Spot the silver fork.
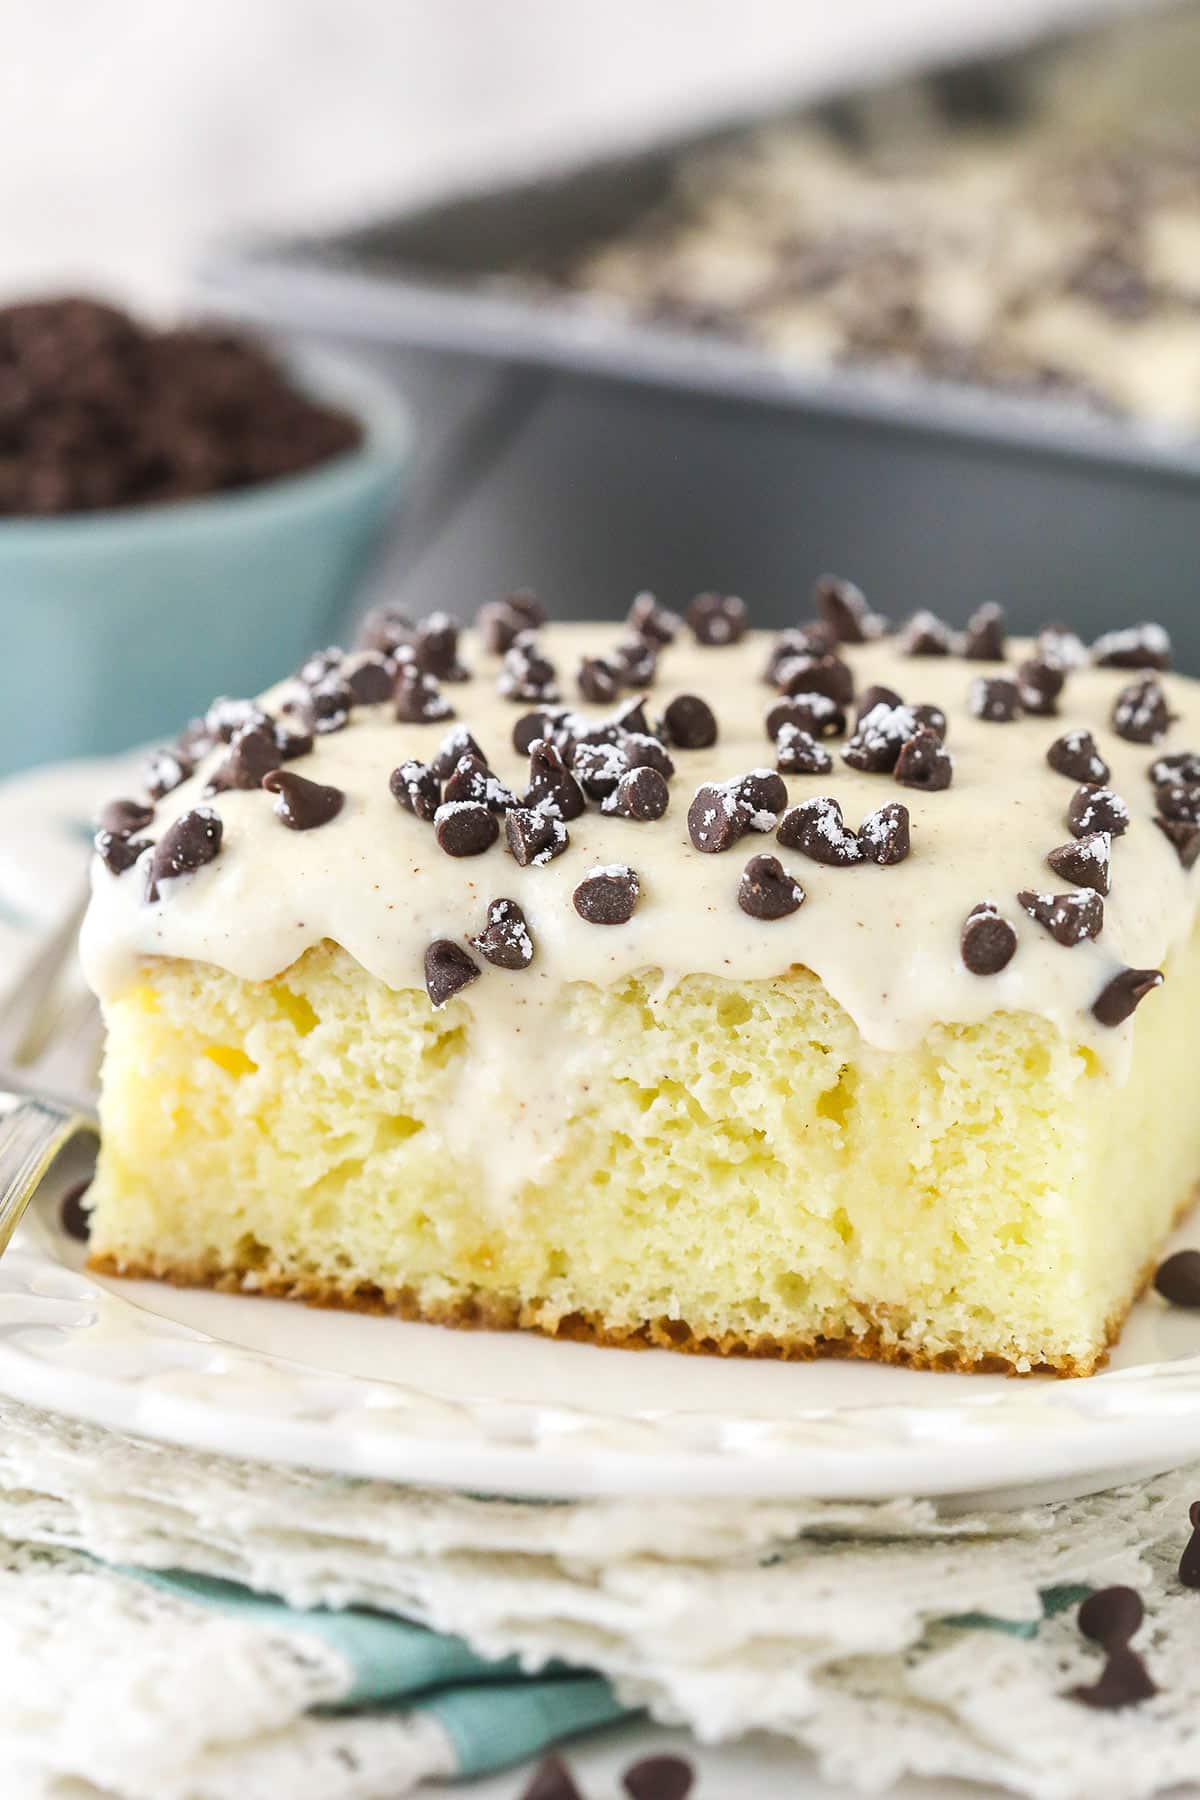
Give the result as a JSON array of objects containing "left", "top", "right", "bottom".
[{"left": 0, "top": 892, "right": 100, "bottom": 1255}]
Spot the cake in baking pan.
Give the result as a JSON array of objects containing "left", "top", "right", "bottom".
[{"left": 80, "top": 584, "right": 1200, "bottom": 1374}]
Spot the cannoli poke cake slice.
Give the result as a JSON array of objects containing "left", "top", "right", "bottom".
[{"left": 80, "top": 585, "right": 1200, "bottom": 1374}]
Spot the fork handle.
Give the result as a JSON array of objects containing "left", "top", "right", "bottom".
[{"left": 0, "top": 1093, "right": 98, "bottom": 1256}]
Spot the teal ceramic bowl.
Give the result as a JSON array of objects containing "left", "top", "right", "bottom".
[{"left": 0, "top": 354, "right": 409, "bottom": 776}]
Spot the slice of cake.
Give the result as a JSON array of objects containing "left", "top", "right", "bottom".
[{"left": 79, "top": 586, "right": 1200, "bottom": 1375}]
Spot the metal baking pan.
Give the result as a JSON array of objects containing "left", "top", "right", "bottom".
[{"left": 202, "top": 67, "right": 1200, "bottom": 666}]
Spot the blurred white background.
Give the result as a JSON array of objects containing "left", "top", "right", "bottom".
[{"left": 0, "top": 0, "right": 1129, "bottom": 308}]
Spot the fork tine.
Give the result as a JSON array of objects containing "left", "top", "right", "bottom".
[{"left": 0, "top": 888, "right": 91, "bottom": 1066}]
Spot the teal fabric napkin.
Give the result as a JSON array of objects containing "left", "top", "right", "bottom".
[{"left": 133, "top": 1568, "right": 631, "bottom": 1780}]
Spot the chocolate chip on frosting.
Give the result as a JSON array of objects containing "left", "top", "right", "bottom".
[
  {"left": 389, "top": 758, "right": 440, "bottom": 822},
  {"left": 611, "top": 636, "right": 658, "bottom": 688},
  {"left": 777, "top": 796, "right": 862, "bottom": 866},
  {"left": 356, "top": 601, "right": 413, "bottom": 656},
  {"left": 525, "top": 740, "right": 586, "bottom": 820},
  {"left": 1151, "top": 750, "right": 1200, "bottom": 788},
  {"left": 1091, "top": 622, "right": 1171, "bottom": 670},
  {"left": 413, "top": 611, "right": 469, "bottom": 682},
  {"left": 900, "top": 609, "right": 953, "bottom": 656},
  {"left": 855, "top": 684, "right": 903, "bottom": 723},
  {"left": 968, "top": 676, "right": 1021, "bottom": 723},
  {"left": 738, "top": 853, "right": 805, "bottom": 919},
  {"left": 571, "top": 740, "right": 628, "bottom": 801},
  {"left": 345, "top": 652, "right": 396, "bottom": 705},
  {"left": 842, "top": 702, "right": 917, "bottom": 773},
  {"left": 813, "top": 572, "right": 886, "bottom": 643},
  {"left": 774, "top": 722, "right": 833, "bottom": 774},
  {"left": 961, "top": 901, "right": 1017, "bottom": 975},
  {"left": 98, "top": 797, "right": 154, "bottom": 837},
  {"left": 687, "top": 781, "right": 748, "bottom": 854},
  {"left": 470, "top": 897, "right": 534, "bottom": 969},
  {"left": 1037, "top": 622, "right": 1088, "bottom": 671},
  {"left": 430, "top": 726, "right": 487, "bottom": 781},
  {"left": 763, "top": 624, "right": 836, "bottom": 684},
  {"left": 444, "top": 752, "right": 516, "bottom": 813},
  {"left": 1067, "top": 1587, "right": 1156, "bottom": 1711},
  {"left": 1015, "top": 658, "right": 1064, "bottom": 717},
  {"left": 275, "top": 721, "right": 315, "bottom": 762},
  {"left": 434, "top": 800, "right": 499, "bottom": 857},
  {"left": 424, "top": 939, "right": 480, "bottom": 1009},
  {"left": 627, "top": 590, "right": 681, "bottom": 645},
  {"left": 143, "top": 746, "right": 194, "bottom": 800},
  {"left": 687, "top": 591, "right": 747, "bottom": 646},
  {"left": 766, "top": 692, "right": 844, "bottom": 741},
  {"left": 1046, "top": 831, "right": 1111, "bottom": 895},
  {"left": 773, "top": 652, "right": 854, "bottom": 707},
  {"left": 1112, "top": 676, "right": 1171, "bottom": 744},
  {"left": 505, "top": 806, "right": 569, "bottom": 866},
  {"left": 207, "top": 695, "right": 271, "bottom": 743},
  {"left": 394, "top": 661, "right": 453, "bottom": 724},
  {"left": 498, "top": 631, "right": 559, "bottom": 703},
  {"left": 894, "top": 728, "right": 953, "bottom": 791},
  {"left": 477, "top": 592, "right": 542, "bottom": 655},
  {"left": 858, "top": 801, "right": 911, "bottom": 865},
  {"left": 576, "top": 656, "right": 622, "bottom": 704},
  {"left": 1155, "top": 816, "right": 1200, "bottom": 869},
  {"left": 1067, "top": 784, "right": 1130, "bottom": 838},
  {"left": 962, "top": 602, "right": 1006, "bottom": 661},
  {"left": 296, "top": 673, "right": 354, "bottom": 736},
  {"left": 145, "top": 806, "right": 222, "bottom": 902},
  {"left": 573, "top": 864, "right": 641, "bottom": 924},
  {"left": 1155, "top": 1252, "right": 1200, "bottom": 1309},
  {"left": 1017, "top": 888, "right": 1104, "bottom": 946},
  {"left": 1092, "top": 965, "right": 1163, "bottom": 1026},
  {"left": 738, "top": 768, "right": 788, "bottom": 828},
  {"left": 661, "top": 693, "right": 717, "bottom": 749},
  {"left": 602, "top": 765, "right": 670, "bottom": 820},
  {"left": 94, "top": 829, "right": 152, "bottom": 875},
  {"left": 262, "top": 769, "right": 345, "bottom": 831},
  {"left": 205, "top": 720, "right": 283, "bottom": 794},
  {"left": 622, "top": 1753, "right": 696, "bottom": 1800},
  {"left": 1046, "top": 729, "right": 1110, "bottom": 784},
  {"left": 1154, "top": 780, "right": 1200, "bottom": 824}
]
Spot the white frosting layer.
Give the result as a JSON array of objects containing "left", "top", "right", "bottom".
[{"left": 81, "top": 623, "right": 1200, "bottom": 1081}]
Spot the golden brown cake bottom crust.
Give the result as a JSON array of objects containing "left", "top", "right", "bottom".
[{"left": 88, "top": 1246, "right": 1171, "bottom": 1379}]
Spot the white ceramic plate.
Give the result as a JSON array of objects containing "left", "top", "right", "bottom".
[{"left": 3, "top": 759, "right": 1200, "bottom": 1506}]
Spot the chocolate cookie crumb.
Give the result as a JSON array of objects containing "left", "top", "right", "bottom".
[
  {"left": 424, "top": 939, "right": 480, "bottom": 1009},
  {"left": 471, "top": 898, "right": 534, "bottom": 969},
  {"left": 738, "top": 853, "right": 805, "bottom": 919},
  {"left": 859, "top": 801, "right": 910, "bottom": 865},
  {"left": 262, "top": 769, "right": 345, "bottom": 831},
  {"left": 389, "top": 759, "right": 440, "bottom": 822},
  {"left": 961, "top": 902, "right": 1017, "bottom": 975},
  {"left": 434, "top": 800, "right": 499, "bottom": 857},
  {"left": 1046, "top": 730, "right": 1110, "bottom": 784},
  {"left": 506, "top": 806, "right": 569, "bottom": 866},
  {"left": 1092, "top": 965, "right": 1163, "bottom": 1026},
  {"left": 1155, "top": 1251, "right": 1200, "bottom": 1310},
  {"left": 145, "top": 807, "right": 222, "bottom": 902},
  {"left": 1067, "top": 785, "right": 1130, "bottom": 838},
  {"left": 894, "top": 728, "right": 953, "bottom": 791},
  {"left": 573, "top": 864, "right": 641, "bottom": 924},
  {"left": 777, "top": 796, "right": 862, "bottom": 865},
  {"left": 1112, "top": 676, "right": 1171, "bottom": 745},
  {"left": 687, "top": 591, "right": 747, "bottom": 645},
  {"left": 662, "top": 693, "right": 717, "bottom": 749},
  {"left": 962, "top": 603, "right": 1006, "bottom": 661},
  {"left": 968, "top": 676, "right": 1021, "bottom": 723},
  {"left": 1018, "top": 888, "right": 1104, "bottom": 946},
  {"left": 1046, "top": 831, "right": 1111, "bottom": 895}
]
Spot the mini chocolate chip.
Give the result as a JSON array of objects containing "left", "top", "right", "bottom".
[
  {"left": 577, "top": 656, "right": 621, "bottom": 704},
  {"left": 506, "top": 806, "right": 569, "bottom": 866},
  {"left": 434, "top": 801, "right": 499, "bottom": 857},
  {"left": 145, "top": 806, "right": 222, "bottom": 902},
  {"left": 356, "top": 600, "right": 413, "bottom": 655},
  {"left": 345, "top": 652, "right": 396, "bottom": 704},
  {"left": 470, "top": 897, "right": 534, "bottom": 969},
  {"left": 901, "top": 609, "right": 953, "bottom": 656},
  {"left": 1180, "top": 1499, "right": 1200, "bottom": 1588},
  {"left": 520, "top": 1757, "right": 583, "bottom": 1800},
  {"left": 738, "top": 853, "right": 805, "bottom": 919},
  {"left": 910, "top": 703, "right": 948, "bottom": 740},
  {"left": 856, "top": 684, "right": 903, "bottom": 723},
  {"left": 1046, "top": 831, "right": 1111, "bottom": 894},
  {"left": 207, "top": 695, "right": 270, "bottom": 742},
  {"left": 628, "top": 590, "right": 681, "bottom": 644},
  {"left": 572, "top": 740, "right": 628, "bottom": 801},
  {"left": 763, "top": 624, "right": 836, "bottom": 684},
  {"left": 1068, "top": 1587, "right": 1156, "bottom": 1711},
  {"left": 774, "top": 651, "right": 854, "bottom": 706},
  {"left": 98, "top": 797, "right": 154, "bottom": 836},
  {"left": 962, "top": 602, "right": 1006, "bottom": 660},
  {"left": 300, "top": 673, "right": 354, "bottom": 735},
  {"left": 1018, "top": 888, "right": 1104, "bottom": 946},
  {"left": 205, "top": 720, "right": 283, "bottom": 794},
  {"left": 476, "top": 598, "right": 528, "bottom": 654},
  {"left": 688, "top": 781, "right": 748, "bottom": 853},
  {"left": 602, "top": 765, "right": 670, "bottom": 820},
  {"left": 95, "top": 829, "right": 153, "bottom": 875},
  {"left": 1155, "top": 1250, "right": 1200, "bottom": 1309},
  {"left": 394, "top": 661, "right": 453, "bottom": 723},
  {"left": 525, "top": 740, "right": 586, "bottom": 820},
  {"left": 1092, "top": 965, "right": 1163, "bottom": 1026},
  {"left": 1047, "top": 730, "right": 1110, "bottom": 784},
  {"left": 968, "top": 676, "right": 1022, "bottom": 722},
  {"left": 176, "top": 716, "right": 216, "bottom": 761},
  {"left": 1078, "top": 1586, "right": 1144, "bottom": 1648},
  {"left": 766, "top": 693, "right": 844, "bottom": 741},
  {"left": 1155, "top": 781, "right": 1200, "bottom": 824},
  {"left": 498, "top": 631, "right": 559, "bottom": 702},
  {"left": 1070, "top": 1645, "right": 1157, "bottom": 1711},
  {"left": 1092, "top": 622, "right": 1171, "bottom": 670},
  {"left": 143, "top": 746, "right": 194, "bottom": 799},
  {"left": 622, "top": 1752, "right": 696, "bottom": 1800},
  {"left": 775, "top": 722, "right": 833, "bottom": 774},
  {"left": 961, "top": 902, "right": 1017, "bottom": 975},
  {"left": 842, "top": 702, "right": 918, "bottom": 773},
  {"left": 738, "top": 768, "right": 787, "bottom": 826},
  {"left": 1068, "top": 785, "right": 1130, "bottom": 838},
  {"left": 895, "top": 728, "right": 953, "bottom": 791},
  {"left": 390, "top": 759, "right": 440, "bottom": 822},
  {"left": 662, "top": 693, "right": 717, "bottom": 749},
  {"left": 813, "top": 572, "right": 885, "bottom": 643},
  {"left": 1015, "top": 658, "right": 1064, "bottom": 717},
  {"left": 1112, "top": 676, "right": 1171, "bottom": 744},
  {"left": 859, "top": 801, "right": 910, "bottom": 865},
  {"left": 431, "top": 727, "right": 487, "bottom": 781},
  {"left": 275, "top": 722, "right": 314, "bottom": 762},
  {"left": 413, "top": 611, "right": 469, "bottom": 681},
  {"left": 613, "top": 696, "right": 654, "bottom": 738},
  {"left": 297, "top": 648, "right": 344, "bottom": 689},
  {"left": 612, "top": 637, "right": 658, "bottom": 687},
  {"left": 424, "top": 939, "right": 480, "bottom": 1009},
  {"left": 1151, "top": 750, "right": 1200, "bottom": 788},
  {"left": 1037, "top": 622, "right": 1088, "bottom": 671},
  {"left": 1155, "top": 815, "right": 1200, "bottom": 868},
  {"left": 777, "top": 796, "right": 862, "bottom": 865},
  {"left": 573, "top": 863, "right": 640, "bottom": 924},
  {"left": 444, "top": 752, "right": 515, "bottom": 813},
  {"left": 59, "top": 1177, "right": 91, "bottom": 1243},
  {"left": 687, "top": 591, "right": 747, "bottom": 645},
  {"left": 261, "top": 769, "right": 344, "bottom": 831}
]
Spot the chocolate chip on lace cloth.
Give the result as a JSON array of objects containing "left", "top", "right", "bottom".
[
  {"left": 1112, "top": 675, "right": 1172, "bottom": 744},
  {"left": 1067, "top": 784, "right": 1129, "bottom": 838},
  {"left": 777, "top": 796, "right": 862, "bottom": 866},
  {"left": 144, "top": 806, "right": 222, "bottom": 902},
  {"left": 1046, "top": 729, "right": 1110, "bottom": 784},
  {"left": 738, "top": 853, "right": 805, "bottom": 919},
  {"left": 573, "top": 864, "right": 641, "bottom": 924},
  {"left": 1046, "top": 831, "right": 1111, "bottom": 895},
  {"left": 1092, "top": 965, "right": 1163, "bottom": 1026},
  {"left": 424, "top": 939, "right": 480, "bottom": 1009},
  {"left": 470, "top": 897, "right": 534, "bottom": 969},
  {"left": 961, "top": 902, "right": 1017, "bottom": 975},
  {"left": 962, "top": 602, "right": 1006, "bottom": 661},
  {"left": 389, "top": 759, "right": 440, "bottom": 821},
  {"left": 505, "top": 806, "right": 569, "bottom": 866},
  {"left": 1066, "top": 1587, "right": 1157, "bottom": 1710},
  {"left": 262, "top": 769, "right": 345, "bottom": 831},
  {"left": 687, "top": 591, "right": 747, "bottom": 645},
  {"left": 1017, "top": 888, "right": 1104, "bottom": 946}
]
